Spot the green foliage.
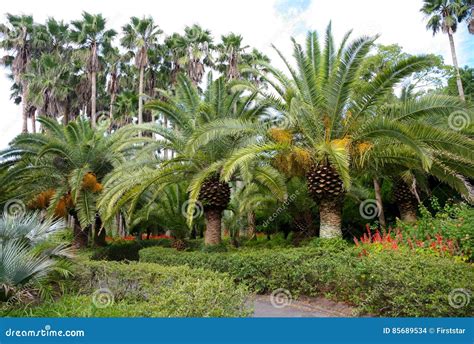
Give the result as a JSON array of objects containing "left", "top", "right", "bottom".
[
  {"left": 399, "top": 198, "right": 474, "bottom": 260},
  {"left": 90, "top": 238, "right": 172, "bottom": 261},
  {"left": 2, "top": 260, "right": 250, "bottom": 317},
  {"left": 0, "top": 212, "right": 74, "bottom": 302},
  {"left": 140, "top": 244, "right": 473, "bottom": 316}
]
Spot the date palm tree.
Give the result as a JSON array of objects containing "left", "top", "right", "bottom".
[
  {"left": 70, "top": 12, "right": 116, "bottom": 127},
  {"left": 98, "top": 75, "right": 282, "bottom": 245},
  {"left": 212, "top": 26, "right": 472, "bottom": 237},
  {"left": 121, "top": 16, "right": 162, "bottom": 125},
  {"left": 421, "top": 0, "right": 466, "bottom": 100},
  {"left": 0, "top": 116, "right": 147, "bottom": 247}
]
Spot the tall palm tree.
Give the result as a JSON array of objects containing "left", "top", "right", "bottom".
[
  {"left": 211, "top": 26, "right": 472, "bottom": 237},
  {"left": 421, "top": 0, "right": 466, "bottom": 101},
  {"left": 23, "top": 53, "right": 71, "bottom": 118},
  {"left": 121, "top": 16, "right": 162, "bottom": 125},
  {"left": 182, "top": 24, "right": 213, "bottom": 85},
  {"left": 70, "top": 12, "right": 116, "bottom": 127},
  {"left": 216, "top": 33, "right": 249, "bottom": 80},
  {"left": 0, "top": 14, "right": 36, "bottom": 133}
]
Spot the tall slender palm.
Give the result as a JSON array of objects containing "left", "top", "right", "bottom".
[
  {"left": 23, "top": 53, "right": 71, "bottom": 118},
  {"left": 121, "top": 16, "right": 162, "bottom": 125},
  {"left": 421, "top": 0, "right": 466, "bottom": 101},
  {"left": 182, "top": 24, "right": 213, "bottom": 85},
  {"left": 0, "top": 14, "right": 36, "bottom": 133},
  {"left": 70, "top": 12, "right": 116, "bottom": 127},
  {"left": 211, "top": 26, "right": 472, "bottom": 237},
  {"left": 216, "top": 33, "right": 249, "bottom": 80}
]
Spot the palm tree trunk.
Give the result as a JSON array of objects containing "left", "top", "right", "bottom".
[
  {"left": 72, "top": 212, "right": 89, "bottom": 248},
  {"left": 138, "top": 66, "right": 144, "bottom": 125},
  {"left": 21, "top": 83, "right": 29, "bottom": 133},
  {"left": 247, "top": 211, "right": 256, "bottom": 239},
  {"left": 447, "top": 31, "right": 465, "bottom": 101},
  {"left": 204, "top": 208, "right": 222, "bottom": 245},
  {"left": 373, "top": 178, "right": 386, "bottom": 228},
  {"left": 93, "top": 214, "right": 107, "bottom": 247},
  {"left": 30, "top": 110, "right": 36, "bottom": 134},
  {"left": 319, "top": 198, "right": 342, "bottom": 238},
  {"left": 398, "top": 201, "right": 417, "bottom": 224},
  {"left": 91, "top": 71, "right": 97, "bottom": 127}
]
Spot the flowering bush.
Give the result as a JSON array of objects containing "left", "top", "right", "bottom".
[{"left": 354, "top": 224, "right": 465, "bottom": 260}]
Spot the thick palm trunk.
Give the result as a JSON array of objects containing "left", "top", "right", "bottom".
[
  {"left": 93, "top": 214, "right": 107, "bottom": 247},
  {"left": 247, "top": 211, "right": 256, "bottom": 239},
  {"left": 91, "top": 71, "right": 97, "bottom": 127},
  {"left": 398, "top": 201, "right": 417, "bottom": 224},
  {"left": 447, "top": 32, "right": 465, "bottom": 101},
  {"left": 373, "top": 178, "right": 386, "bottom": 228},
  {"left": 204, "top": 208, "right": 222, "bottom": 245},
  {"left": 319, "top": 198, "right": 342, "bottom": 238},
  {"left": 138, "top": 66, "right": 144, "bottom": 125},
  {"left": 21, "top": 83, "right": 29, "bottom": 133}
]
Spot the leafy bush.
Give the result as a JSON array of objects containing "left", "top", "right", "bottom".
[
  {"left": 2, "top": 260, "right": 250, "bottom": 317},
  {"left": 91, "top": 238, "right": 172, "bottom": 261},
  {"left": 0, "top": 213, "right": 73, "bottom": 302},
  {"left": 398, "top": 199, "right": 474, "bottom": 260},
  {"left": 140, "top": 244, "right": 473, "bottom": 317}
]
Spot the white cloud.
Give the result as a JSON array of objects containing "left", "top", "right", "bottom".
[{"left": 1, "top": 0, "right": 472, "bottom": 148}]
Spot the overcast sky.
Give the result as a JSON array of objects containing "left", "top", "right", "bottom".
[{"left": 1, "top": 0, "right": 473, "bottom": 148}]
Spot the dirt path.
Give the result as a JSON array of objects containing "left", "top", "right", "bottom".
[{"left": 252, "top": 295, "right": 356, "bottom": 317}]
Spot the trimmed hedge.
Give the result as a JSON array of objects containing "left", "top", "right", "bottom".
[
  {"left": 140, "top": 242, "right": 474, "bottom": 317},
  {"left": 2, "top": 260, "right": 250, "bottom": 317},
  {"left": 91, "top": 238, "right": 172, "bottom": 261}
]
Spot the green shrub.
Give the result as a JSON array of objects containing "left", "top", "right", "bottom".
[
  {"left": 91, "top": 238, "right": 172, "bottom": 261},
  {"left": 2, "top": 260, "right": 250, "bottom": 317},
  {"left": 140, "top": 244, "right": 474, "bottom": 317},
  {"left": 140, "top": 245, "right": 339, "bottom": 294}
]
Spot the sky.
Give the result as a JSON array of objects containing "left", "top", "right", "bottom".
[{"left": 0, "top": 0, "right": 473, "bottom": 148}]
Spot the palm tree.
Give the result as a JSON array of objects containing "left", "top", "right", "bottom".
[
  {"left": 216, "top": 33, "right": 248, "bottom": 80},
  {"left": 0, "top": 212, "right": 73, "bottom": 301},
  {"left": 99, "top": 75, "right": 279, "bottom": 245},
  {"left": 0, "top": 116, "right": 146, "bottom": 247},
  {"left": 70, "top": 12, "right": 116, "bottom": 127},
  {"left": 23, "top": 53, "right": 71, "bottom": 118},
  {"left": 421, "top": 0, "right": 466, "bottom": 101},
  {"left": 212, "top": 26, "right": 472, "bottom": 237},
  {"left": 121, "top": 16, "right": 162, "bottom": 125},
  {"left": 0, "top": 14, "right": 36, "bottom": 133},
  {"left": 182, "top": 24, "right": 213, "bottom": 85}
]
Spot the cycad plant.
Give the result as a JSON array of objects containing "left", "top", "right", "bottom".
[
  {"left": 0, "top": 212, "right": 73, "bottom": 302},
  {"left": 217, "top": 25, "right": 472, "bottom": 237}
]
